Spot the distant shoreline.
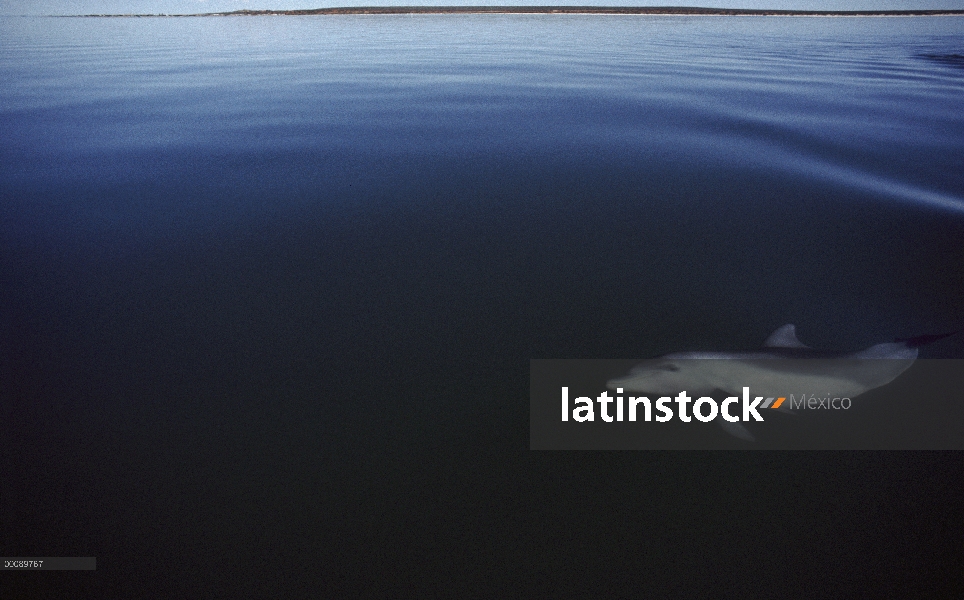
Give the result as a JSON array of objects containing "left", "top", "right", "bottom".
[{"left": 60, "top": 7, "right": 964, "bottom": 18}]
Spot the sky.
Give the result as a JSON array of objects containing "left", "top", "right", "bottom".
[{"left": 2, "top": 0, "right": 963, "bottom": 16}]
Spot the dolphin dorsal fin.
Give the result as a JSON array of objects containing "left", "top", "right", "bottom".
[{"left": 763, "top": 324, "right": 810, "bottom": 349}]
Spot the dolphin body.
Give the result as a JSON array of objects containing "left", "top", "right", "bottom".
[{"left": 606, "top": 324, "right": 934, "bottom": 441}]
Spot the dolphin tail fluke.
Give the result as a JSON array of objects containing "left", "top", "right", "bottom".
[
  {"left": 895, "top": 331, "right": 959, "bottom": 348},
  {"left": 718, "top": 420, "right": 755, "bottom": 442}
]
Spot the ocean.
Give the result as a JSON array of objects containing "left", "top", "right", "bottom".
[{"left": 3, "top": 14, "right": 963, "bottom": 595}]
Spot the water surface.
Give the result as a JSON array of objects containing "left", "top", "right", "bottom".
[{"left": 3, "top": 14, "right": 964, "bottom": 596}]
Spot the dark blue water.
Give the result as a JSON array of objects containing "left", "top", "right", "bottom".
[{"left": 3, "top": 15, "right": 964, "bottom": 596}]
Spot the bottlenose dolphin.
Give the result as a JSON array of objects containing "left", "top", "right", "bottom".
[{"left": 606, "top": 324, "right": 953, "bottom": 441}]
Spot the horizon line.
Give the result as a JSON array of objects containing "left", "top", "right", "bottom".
[{"left": 50, "top": 7, "right": 964, "bottom": 18}]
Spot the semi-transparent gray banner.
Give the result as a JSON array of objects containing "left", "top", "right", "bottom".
[{"left": 530, "top": 359, "right": 964, "bottom": 449}]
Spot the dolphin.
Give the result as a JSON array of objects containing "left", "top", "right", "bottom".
[{"left": 606, "top": 324, "right": 955, "bottom": 441}]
